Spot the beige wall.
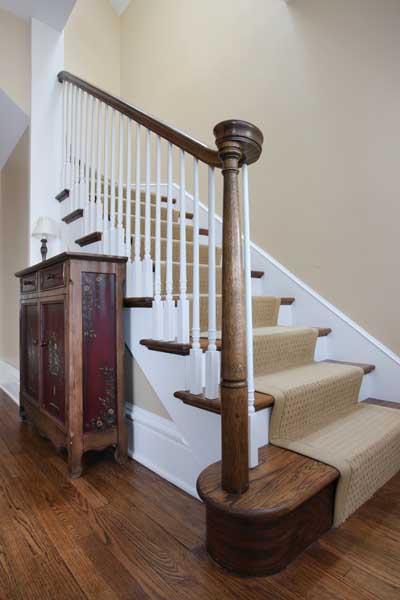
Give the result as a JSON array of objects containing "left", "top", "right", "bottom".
[
  {"left": 125, "top": 349, "right": 171, "bottom": 420},
  {"left": 0, "top": 130, "right": 30, "bottom": 369},
  {"left": 0, "top": 8, "right": 30, "bottom": 114},
  {"left": 64, "top": 0, "right": 121, "bottom": 96},
  {"left": 120, "top": 0, "right": 400, "bottom": 355}
]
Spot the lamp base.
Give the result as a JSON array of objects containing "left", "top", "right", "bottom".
[{"left": 40, "top": 238, "right": 48, "bottom": 261}]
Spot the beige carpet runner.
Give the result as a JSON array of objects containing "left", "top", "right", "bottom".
[
  {"left": 128, "top": 195, "right": 400, "bottom": 526},
  {"left": 254, "top": 328, "right": 400, "bottom": 526}
]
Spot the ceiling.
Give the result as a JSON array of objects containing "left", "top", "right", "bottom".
[
  {"left": 110, "top": 0, "right": 132, "bottom": 17},
  {"left": 0, "top": 0, "right": 76, "bottom": 31}
]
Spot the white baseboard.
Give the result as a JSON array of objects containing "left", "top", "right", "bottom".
[
  {"left": 0, "top": 360, "right": 19, "bottom": 404},
  {"left": 125, "top": 403, "right": 200, "bottom": 498}
]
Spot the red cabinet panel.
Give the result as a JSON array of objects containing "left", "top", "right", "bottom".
[
  {"left": 82, "top": 272, "right": 117, "bottom": 432},
  {"left": 41, "top": 301, "right": 66, "bottom": 424},
  {"left": 21, "top": 303, "right": 39, "bottom": 402}
]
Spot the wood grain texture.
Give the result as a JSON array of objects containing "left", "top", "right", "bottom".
[
  {"left": 16, "top": 254, "right": 127, "bottom": 478},
  {"left": 75, "top": 231, "right": 102, "bottom": 247},
  {"left": 324, "top": 360, "right": 375, "bottom": 374},
  {"left": 140, "top": 327, "right": 331, "bottom": 356},
  {"left": 174, "top": 389, "right": 274, "bottom": 414},
  {"left": 198, "top": 444, "right": 338, "bottom": 576},
  {"left": 126, "top": 295, "right": 294, "bottom": 310},
  {"left": 62, "top": 208, "right": 84, "bottom": 224},
  {"left": 58, "top": 71, "right": 222, "bottom": 168},
  {"left": 55, "top": 189, "right": 69, "bottom": 202},
  {"left": 0, "top": 390, "right": 399, "bottom": 597}
]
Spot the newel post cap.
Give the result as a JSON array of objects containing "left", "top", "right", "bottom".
[{"left": 213, "top": 120, "right": 264, "bottom": 165}]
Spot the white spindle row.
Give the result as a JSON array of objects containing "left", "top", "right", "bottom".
[{"left": 60, "top": 81, "right": 257, "bottom": 412}]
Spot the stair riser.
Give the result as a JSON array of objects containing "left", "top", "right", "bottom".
[
  {"left": 191, "top": 296, "right": 279, "bottom": 332},
  {"left": 160, "top": 264, "right": 222, "bottom": 295},
  {"left": 122, "top": 202, "right": 179, "bottom": 222}
]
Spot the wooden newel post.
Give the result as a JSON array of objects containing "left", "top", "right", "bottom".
[{"left": 214, "top": 120, "right": 263, "bottom": 494}]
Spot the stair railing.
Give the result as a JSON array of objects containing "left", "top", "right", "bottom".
[{"left": 58, "top": 72, "right": 263, "bottom": 493}]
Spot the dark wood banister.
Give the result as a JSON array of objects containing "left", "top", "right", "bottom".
[
  {"left": 58, "top": 71, "right": 263, "bottom": 168},
  {"left": 58, "top": 70, "right": 221, "bottom": 167},
  {"left": 59, "top": 70, "right": 264, "bottom": 495}
]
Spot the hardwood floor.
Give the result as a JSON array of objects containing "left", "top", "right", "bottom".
[{"left": 0, "top": 390, "right": 399, "bottom": 599}]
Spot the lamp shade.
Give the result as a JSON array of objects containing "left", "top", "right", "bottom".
[{"left": 32, "top": 216, "right": 59, "bottom": 240}]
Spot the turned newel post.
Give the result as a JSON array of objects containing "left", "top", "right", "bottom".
[{"left": 214, "top": 120, "right": 263, "bottom": 494}]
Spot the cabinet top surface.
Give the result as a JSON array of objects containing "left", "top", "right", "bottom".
[{"left": 15, "top": 252, "right": 128, "bottom": 278}]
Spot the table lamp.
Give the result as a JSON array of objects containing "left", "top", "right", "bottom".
[{"left": 32, "top": 217, "right": 59, "bottom": 261}]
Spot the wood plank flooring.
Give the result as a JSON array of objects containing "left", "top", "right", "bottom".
[{"left": 0, "top": 389, "right": 399, "bottom": 599}]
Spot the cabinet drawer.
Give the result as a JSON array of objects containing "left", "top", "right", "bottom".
[
  {"left": 20, "top": 274, "right": 38, "bottom": 294},
  {"left": 40, "top": 263, "right": 65, "bottom": 291}
]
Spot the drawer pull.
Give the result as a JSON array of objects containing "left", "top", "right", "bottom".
[
  {"left": 41, "top": 341, "right": 48, "bottom": 348},
  {"left": 23, "top": 280, "right": 35, "bottom": 286},
  {"left": 32, "top": 339, "right": 38, "bottom": 346},
  {"left": 47, "top": 274, "right": 57, "bottom": 280}
]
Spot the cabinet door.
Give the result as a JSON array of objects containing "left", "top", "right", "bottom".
[
  {"left": 41, "top": 301, "right": 66, "bottom": 424},
  {"left": 20, "top": 302, "right": 39, "bottom": 402}
]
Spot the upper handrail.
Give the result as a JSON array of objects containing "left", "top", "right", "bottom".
[{"left": 58, "top": 71, "right": 221, "bottom": 168}]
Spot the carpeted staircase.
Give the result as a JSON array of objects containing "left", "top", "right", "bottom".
[{"left": 124, "top": 192, "right": 400, "bottom": 529}]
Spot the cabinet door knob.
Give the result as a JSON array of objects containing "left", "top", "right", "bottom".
[
  {"left": 32, "top": 339, "right": 38, "bottom": 346},
  {"left": 41, "top": 341, "right": 48, "bottom": 347}
]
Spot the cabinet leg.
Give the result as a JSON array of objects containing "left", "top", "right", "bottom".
[
  {"left": 68, "top": 441, "right": 83, "bottom": 479},
  {"left": 114, "top": 440, "right": 128, "bottom": 465},
  {"left": 19, "top": 402, "right": 27, "bottom": 422}
]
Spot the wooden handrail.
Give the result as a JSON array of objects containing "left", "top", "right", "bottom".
[
  {"left": 58, "top": 72, "right": 263, "bottom": 168},
  {"left": 58, "top": 71, "right": 221, "bottom": 167}
]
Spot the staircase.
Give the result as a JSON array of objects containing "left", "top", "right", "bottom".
[{"left": 55, "top": 71, "right": 400, "bottom": 576}]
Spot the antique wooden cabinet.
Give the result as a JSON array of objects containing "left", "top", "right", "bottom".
[{"left": 15, "top": 253, "right": 128, "bottom": 477}]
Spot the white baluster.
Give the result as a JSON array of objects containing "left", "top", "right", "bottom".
[
  {"left": 125, "top": 119, "right": 132, "bottom": 258},
  {"left": 242, "top": 163, "right": 258, "bottom": 468},
  {"left": 89, "top": 98, "right": 97, "bottom": 231},
  {"left": 205, "top": 166, "right": 219, "bottom": 399},
  {"left": 164, "top": 142, "right": 176, "bottom": 340},
  {"left": 65, "top": 82, "right": 72, "bottom": 192},
  {"left": 110, "top": 109, "right": 117, "bottom": 253},
  {"left": 73, "top": 87, "right": 81, "bottom": 211},
  {"left": 143, "top": 128, "right": 153, "bottom": 296},
  {"left": 152, "top": 135, "right": 163, "bottom": 339},
  {"left": 70, "top": 85, "right": 77, "bottom": 210},
  {"left": 132, "top": 123, "right": 142, "bottom": 295},
  {"left": 61, "top": 82, "right": 67, "bottom": 189},
  {"left": 103, "top": 105, "right": 110, "bottom": 253},
  {"left": 84, "top": 94, "right": 93, "bottom": 235},
  {"left": 96, "top": 102, "right": 104, "bottom": 233},
  {"left": 177, "top": 150, "right": 189, "bottom": 343},
  {"left": 78, "top": 91, "right": 86, "bottom": 209},
  {"left": 189, "top": 158, "right": 202, "bottom": 393},
  {"left": 117, "top": 114, "right": 125, "bottom": 255}
]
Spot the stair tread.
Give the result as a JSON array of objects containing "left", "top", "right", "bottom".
[
  {"left": 363, "top": 398, "right": 400, "bottom": 409},
  {"left": 62, "top": 208, "right": 83, "bottom": 224},
  {"left": 75, "top": 231, "right": 102, "bottom": 246},
  {"left": 175, "top": 359, "right": 374, "bottom": 414},
  {"left": 55, "top": 189, "right": 69, "bottom": 202},
  {"left": 324, "top": 359, "right": 375, "bottom": 374},
  {"left": 174, "top": 389, "right": 274, "bottom": 414},
  {"left": 197, "top": 443, "right": 338, "bottom": 519},
  {"left": 124, "top": 296, "right": 294, "bottom": 309},
  {"left": 140, "top": 328, "right": 329, "bottom": 356}
]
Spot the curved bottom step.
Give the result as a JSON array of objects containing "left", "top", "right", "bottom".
[{"left": 197, "top": 444, "right": 338, "bottom": 576}]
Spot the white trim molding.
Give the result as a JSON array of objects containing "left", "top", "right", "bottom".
[
  {"left": 126, "top": 403, "right": 199, "bottom": 498},
  {"left": 0, "top": 360, "right": 19, "bottom": 405}
]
